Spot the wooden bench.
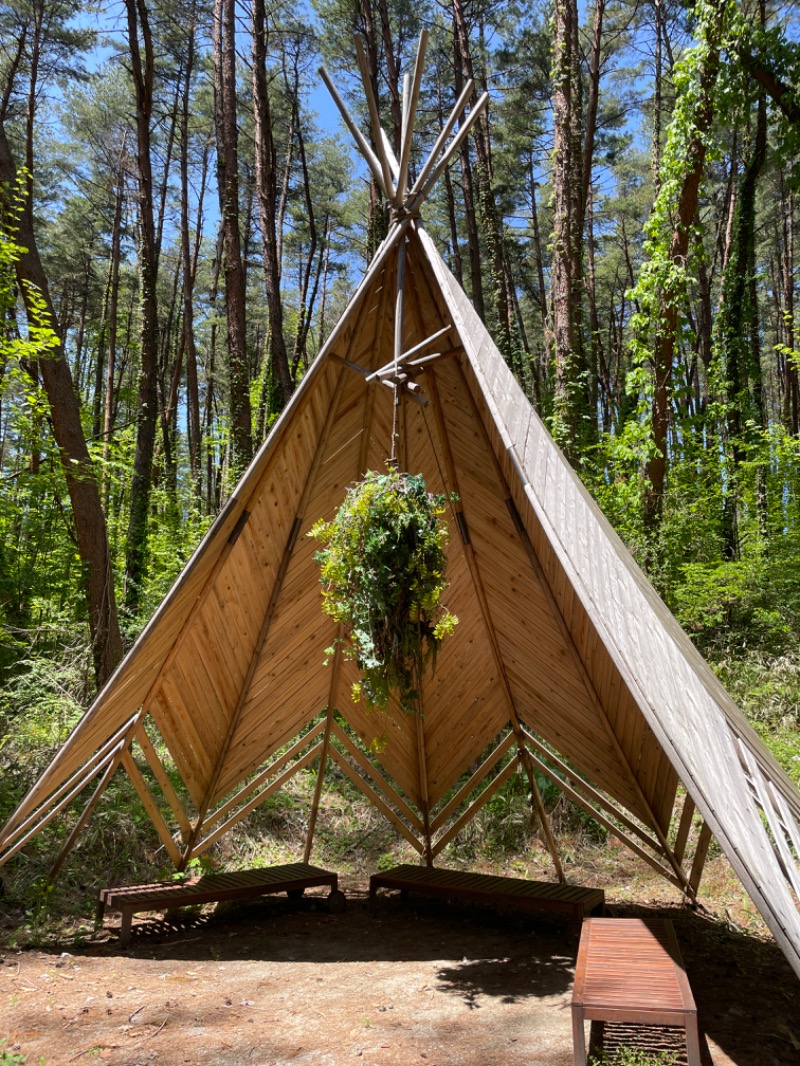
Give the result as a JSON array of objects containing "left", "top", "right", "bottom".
[
  {"left": 98, "top": 862, "right": 344, "bottom": 947},
  {"left": 369, "top": 864, "right": 604, "bottom": 934},
  {"left": 572, "top": 918, "right": 701, "bottom": 1066}
]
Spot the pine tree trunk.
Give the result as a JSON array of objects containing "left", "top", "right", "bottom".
[
  {"left": 0, "top": 118, "right": 123, "bottom": 687},
  {"left": 252, "top": 0, "right": 294, "bottom": 415},
  {"left": 213, "top": 0, "right": 253, "bottom": 478},
  {"left": 551, "top": 0, "right": 588, "bottom": 463},
  {"left": 124, "top": 0, "right": 160, "bottom": 612}
]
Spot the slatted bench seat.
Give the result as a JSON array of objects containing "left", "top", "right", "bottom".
[
  {"left": 98, "top": 862, "right": 344, "bottom": 947},
  {"left": 572, "top": 918, "right": 701, "bottom": 1066},
  {"left": 369, "top": 864, "right": 604, "bottom": 934}
]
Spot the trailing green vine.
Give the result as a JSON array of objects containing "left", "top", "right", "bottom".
[{"left": 310, "top": 469, "right": 458, "bottom": 715}]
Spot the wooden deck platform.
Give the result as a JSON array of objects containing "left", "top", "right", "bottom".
[
  {"left": 369, "top": 864, "right": 604, "bottom": 933},
  {"left": 98, "top": 862, "right": 344, "bottom": 946},
  {"left": 571, "top": 918, "right": 701, "bottom": 1066}
]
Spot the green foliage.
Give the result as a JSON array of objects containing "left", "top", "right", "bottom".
[
  {"left": 310, "top": 469, "right": 458, "bottom": 714},
  {"left": 0, "top": 1039, "right": 29, "bottom": 1066},
  {"left": 627, "top": 1, "right": 733, "bottom": 367},
  {"left": 712, "top": 651, "right": 800, "bottom": 785},
  {"left": 589, "top": 1050, "right": 677, "bottom": 1066}
]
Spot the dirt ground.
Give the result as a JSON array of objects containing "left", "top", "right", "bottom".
[{"left": 1, "top": 880, "right": 799, "bottom": 1066}]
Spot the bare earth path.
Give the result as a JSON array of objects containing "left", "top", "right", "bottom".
[{"left": 1, "top": 882, "right": 799, "bottom": 1066}]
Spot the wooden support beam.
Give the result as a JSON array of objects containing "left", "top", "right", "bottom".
[
  {"left": 329, "top": 353, "right": 370, "bottom": 378},
  {"left": 430, "top": 732, "right": 516, "bottom": 833},
  {"left": 47, "top": 751, "right": 125, "bottom": 882},
  {"left": 203, "top": 721, "right": 326, "bottom": 833},
  {"left": 689, "top": 821, "right": 713, "bottom": 897},
  {"left": 366, "top": 325, "right": 452, "bottom": 382},
  {"left": 432, "top": 758, "right": 518, "bottom": 858},
  {"left": 415, "top": 708, "right": 433, "bottom": 865},
  {"left": 354, "top": 37, "right": 396, "bottom": 200},
  {"left": 408, "top": 94, "right": 489, "bottom": 214},
  {"left": 520, "top": 727, "right": 665, "bottom": 857},
  {"left": 329, "top": 747, "right": 424, "bottom": 853},
  {"left": 192, "top": 743, "right": 324, "bottom": 857},
  {"left": 523, "top": 745, "right": 682, "bottom": 889},
  {"left": 0, "top": 742, "right": 127, "bottom": 867},
  {"left": 330, "top": 722, "right": 423, "bottom": 832},
  {"left": 0, "top": 717, "right": 137, "bottom": 851},
  {"left": 179, "top": 363, "right": 350, "bottom": 869},
  {"left": 396, "top": 29, "right": 428, "bottom": 201},
  {"left": 121, "top": 750, "right": 183, "bottom": 866},
  {"left": 427, "top": 338, "right": 691, "bottom": 895},
  {"left": 408, "top": 79, "right": 474, "bottom": 199},
  {"left": 134, "top": 725, "right": 192, "bottom": 839},
  {"left": 307, "top": 297, "right": 390, "bottom": 861},
  {"left": 423, "top": 365, "right": 564, "bottom": 881},
  {"left": 303, "top": 706, "right": 335, "bottom": 864},
  {"left": 673, "top": 793, "right": 696, "bottom": 866},
  {"left": 319, "top": 65, "right": 392, "bottom": 200},
  {"left": 381, "top": 128, "right": 400, "bottom": 180}
]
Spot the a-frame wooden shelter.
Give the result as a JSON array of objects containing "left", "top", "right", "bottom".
[{"left": 2, "top": 36, "right": 800, "bottom": 980}]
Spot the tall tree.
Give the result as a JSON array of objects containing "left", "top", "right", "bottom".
[
  {"left": 0, "top": 127, "right": 123, "bottom": 685},
  {"left": 629, "top": 0, "right": 731, "bottom": 536},
  {"left": 251, "top": 0, "right": 294, "bottom": 411},
  {"left": 123, "top": 0, "right": 161, "bottom": 610},
  {"left": 550, "top": 0, "right": 590, "bottom": 462},
  {"left": 213, "top": 0, "right": 253, "bottom": 477}
]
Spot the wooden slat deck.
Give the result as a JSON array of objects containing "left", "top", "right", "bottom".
[
  {"left": 369, "top": 864, "right": 604, "bottom": 933},
  {"left": 571, "top": 918, "right": 700, "bottom": 1065},
  {"left": 98, "top": 863, "right": 343, "bottom": 947}
]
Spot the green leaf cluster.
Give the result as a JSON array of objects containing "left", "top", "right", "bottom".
[{"left": 310, "top": 469, "right": 458, "bottom": 714}]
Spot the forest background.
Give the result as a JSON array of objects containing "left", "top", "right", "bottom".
[{"left": 2, "top": 0, "right": 800, "bottom": 882}]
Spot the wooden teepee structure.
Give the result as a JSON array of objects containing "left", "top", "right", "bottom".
[{"left": 2, "top": 35, "right": 800, "bottom": 980}]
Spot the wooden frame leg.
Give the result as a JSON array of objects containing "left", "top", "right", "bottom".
[
  {"left": 686, "top": 1013, "right": 702, "bottom": 1066},
  {"left": 119, "top": 908, "right": 134, "bottom": 948},
  {"left": 572, "top": 1006, "right": 586, "bottom": 1066}
]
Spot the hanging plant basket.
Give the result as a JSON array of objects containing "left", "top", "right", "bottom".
[{"left": 310, "top": 468, "right": 458, "bottom": 715}]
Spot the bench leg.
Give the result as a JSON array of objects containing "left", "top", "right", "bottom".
[
  {"left": 119, "top": 907, "right": 134, "bottom": 948},
  {"left": 571, "top": 1006, "right": 587, "bottom": 1066},
  {"left": 685, "top": 1014, "right": 702, "bottom": 1066},
  {"left": 328, "top": 889, "right": 347, "bottom": 914}
]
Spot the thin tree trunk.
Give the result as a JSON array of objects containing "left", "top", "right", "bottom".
[
  {"left": 551, "top": 0, "right": 588, "bottom": 462},
  {"left": 643, "top": 15, "right": 726, "bottom": 535},
  {"left": 213, "top": 0, "right": 253, "bottom": 476},
  {"left": 180, "top": 19, "right": 202, "bottom": 503},
  {"left": 251, "top": 0, "right": 294, "bottom": 414},
  {"left": 124, "top": 0, "right": 161, "bottom": 611},
  {"left": 0, "top": 119, "right": 123, "bottom": 685}
]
